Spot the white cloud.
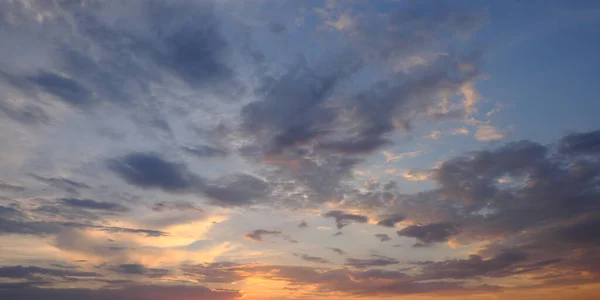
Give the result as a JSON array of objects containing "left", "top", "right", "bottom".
[
  {"left": 425, "top": 130, "right": 442, "bottom": 140},
  {"left": 382, "top": 150, "right": 426, "bottom": 163},
  {"left": 401, "top": 170, "right": 431, "bottom": 181},
  {"left": 461, "top": 82, "right": 481, "bottom": 114},
  {"left": 451, "top": 127, "right": 470, "bottom": 135},
  {"left": 475, "top": 125, "right": 506, "bottom": 141}
]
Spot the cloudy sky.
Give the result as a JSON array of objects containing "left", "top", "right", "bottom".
[{"left": 1, "top": 0, "right": 600, "bottom": 299}]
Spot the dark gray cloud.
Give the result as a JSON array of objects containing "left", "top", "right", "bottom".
[
  {"left": 0, "top": 205, "right": 25, "bottom": 220},
  {"left": 345, "top": 256, "right": 399, "bottom": 268},
  {"left": 4, "top": 0, "right": 236, "bottom": 106},
  {"left": 0, "top": 265, "right": 97, "bottom": 279},
  {"left": 0, "top": 100, "right": 50, "bottom": 126},
  {"left": 298, "top": 220, "right": 308, "bottom": 228},
  {"left": 0, "top": 181, "right": 25, "bottom": 192},
  {"left": 317, "top": 53, "right": 479, "bottom": 155},
  {"left": 109, "top": 153, "right": 268, "bottom": 206},
  {"left": 0, "top": 217, "right": 166, "bottom": 237},
  {"left": 283, "top": 235, "right": 299, "bottom": 244},
  {"left": 0, "top": 217, "right": 67, "bottom": 236},
  {"left": 59, "top": 198, "right": 129, "bottom": 213},
  {"left": 0, "top": 284, "right": 241, "bottom": 300},
  {"left": 133, "top": 0, "right": 233, "bottom": 87},
  {"left": 397, "top": 222, "right": 459, "bottom": 246},
  {"left": 203, "top": 173, "right": 269, "bottom": 206},
  {"left": 182, "top": 145, "right": 228, "bottom": 158},
  {"left": 239, "top": 1, "right": 483, "bottom": 161},
  {"left": 32, "top": 203, "right": 103, "bottom": 224},
  {"left": 30, "top": 174, "right": 91, "bottom": 193},
  {"left": 375, "top": 233, "right": 392, "bottom": 242},
  {"left": 329, "top": 248, "right": 346, "bottom": 255},
  {"left": 114, "top": 264, "right": 169, "bottom": 278},
  {"left": 26, "top": 72, "right": 93, "bottom": 107},
  {"left": 558, "top": 129, "right": 600, "bottom": 156},
  {"left": 78, "top": 224, "right": 166, "bottom": 237},
  {"left": 323, "top": 210, "right": 368, "bottom": 229},
  {"left": 360, "top": 129, "right": 600, "bottom": 283},
  {"left": 417, "top": 251, "right": 530, "bottom": 280},
  {"left": 151, "top": 201, "right": 203, "bottom": 213},
  {"left": 476, "top": 215, "right": 600, "bottom": 279},
  {"left": 293, "top": 253, "right": 331, "bottom": 264},
  {"left": 241, "top": 55, "right": 361, "bottom": 155},
  {"left": 245, "top": 229, "right": 281, "bottom": 242},
  {"left": 267, "top": 22, "right": 286, "bottom": 34},
  {"left": 229, "top": 3, "right": 484, "bottom": 211},
  {"left": 376, "top": 214, "right": 406, "bottom": 227},
  {"left": 108, "top": 152, "right": 200, "bottom": 193}
]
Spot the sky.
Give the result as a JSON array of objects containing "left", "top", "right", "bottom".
[{"left": 0, "top": 0, "right": 600, "bottom": 299}]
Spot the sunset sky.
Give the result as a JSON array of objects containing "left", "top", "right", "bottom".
[{"left": 1, "top": 0, "right": 600, "bottom": 299}]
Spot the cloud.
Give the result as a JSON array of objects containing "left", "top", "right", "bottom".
[
  {"left": 32, "top": 203, "right": 103, "bottom": 224},
  {"left": 375, "top": 129, "right": 600, "bottom": 283},
  {"left": 329, "top": 248, "right": 346, "bottom": 255},
  {"left": 451, "top": 127, "right": 470, "bottom": 135},
  {"left": 151, "top": 201, "right": 204, "bottom": 213},
  {"left": 417, "top": 251, "right": 530, "bottom": 280},
  {"left": 0, "top": 205, "right": 24, "bottom": 220},
  {"left": 58, "top": 198, "right": 129, "bottom": 212},
  {"left": 0, "top": 284, "right": 241, "bottom": 300},
  {"left": 0, "top": 181, "right": 25, "bottom": 192},
  {"left": 29, "top": 174, "right": 91, "bottom": 193},
  {"left": 0, "top": 97, "right": 50, "bottom": 125},
  {"left": 26, "top": 72, "right": 93, "bottom": 107},
  {"left": 298, "top": 220, "right": 308, "bottom": 228},
  {"left": 323, "top": 210, "right": 369, "bottom": 229},
  {"left": 382, "top": 150, "right": 425, "bottom": 163},
  {"left": 474, "top": 125, "right": 506, "bottom": 141},
  {"left": 345, "top": 255, "right": 399, "bottom": 268},
  {"left": 227, "top": 1, "right": 485, "bottom": 210},
  {"left": 425, "top": 130, "right": 443, "bottom": 140},
  {"left": 108, "top": 152, "right": 200, "bottom": 193},
  {"left": 294, "top": 253, "right": 331, "bottom": 264},
  {"left": 244, "top": 229, "right": 281, "bottom": 242},
  {"left": 322, "top": 54, "right": 479, "bottom": 154},
  {"left": 397, "top": 222, "right": 459, "bottom": 246},
  {"left": 182, "top": 145, "right": 228, "bottom": 158},
  {"left": 0, "top": 217, "right": 166, "bottom": 237},
  {"left": 558, "top": 129, "right": 600, "bottom": 156},
  {"left": 267, "top": 22, "right": 286, "bottom": 34},
  {"left": 181, "top": 261, "right": 492, "bottom": 297},
  {"left": 377, "top": 214, "right": 406, "bottom": 227},
  {"left": 113, "top": 264, "right": 169, "bottom": 278},
  {"left": 0, "top": 265, "right": 97, "bottom": 279},
  {"left": 375, "top": 233, "right": 392, "bottom": 242},
  {"left": 182, "top": 262, "right": 250, "bottom": 284},
  {"left": 109, "top": 153, "right": 268, "bottom": 206},
  {"left": 202, "top": 173, "right": 269, "bottom": 206},
  {"left": 3, "top": 0, "right": 598, "bottom": 297},
  {"left": 0, "top": 0, "right": 239, "bottom": 130},
  {"left": 241, "top": 55, "right": 361, "bottom": 155},
  {"left": 401, "top": 169, "right": 431, "bottom": 181}
]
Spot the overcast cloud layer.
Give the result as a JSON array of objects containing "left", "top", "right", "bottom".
[{"left": 1, "top": 1, "right": 600, "bottom": 299}]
